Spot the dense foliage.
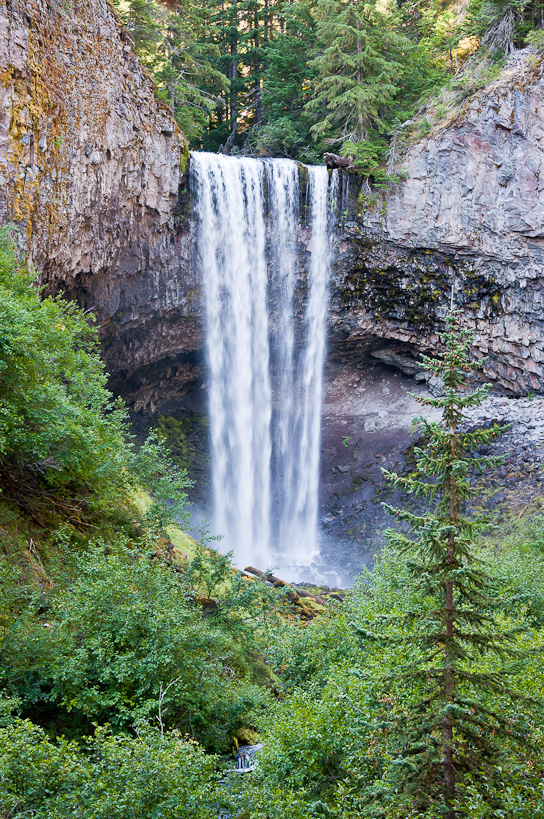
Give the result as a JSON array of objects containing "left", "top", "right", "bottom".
[
  {"left": 0, "top": 720, "right": 218, "bottom": 819},
  {"left": 237, "top": 530, "right": 544, "bottom": 818},
  {"left": 114, "top": 0, "right": 544, "bottom": 172},
  {"left": 0, "top": 229, "right": 278, "bottom": 813},
  {"left": 0, "top": 228, "right": 128, "bottom": 516},
  {"left": 1, "top": 231, "right": 543, "bottom": 815},
  {"left": 0, "top": 226, "right": 189, "bottom": 527}
]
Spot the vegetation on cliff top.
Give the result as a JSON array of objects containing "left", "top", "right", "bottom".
[{"left": 114, "top": 0, "right": 544, "bottom": 175}]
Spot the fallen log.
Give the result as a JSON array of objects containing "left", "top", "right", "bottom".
[
  {"left": 320, "top": 591, "right": 345, "bottom": 603},
  {"left": 244, "top": 566, "right": 300, "bottom": 603},
  {"left": 324, "top": 152, "right": 353, "bottom": 170},
  {"left": 244, "top": 567, "right": 330, "bottom": 607},
  {"left": 295, "top": 588, "right": 330, "bottom": 607}
]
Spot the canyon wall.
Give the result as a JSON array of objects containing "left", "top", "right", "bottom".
[
  {"left": 0, "top": 0, "right": 200, "bottom": 410},
  {"left": 1, "top": 0, "right": 543, "bottom": 402},
  {"left": 332, "top": 61, "right": 544, "bottom": 393}
]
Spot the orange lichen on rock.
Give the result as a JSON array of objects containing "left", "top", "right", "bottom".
[{"left": 0, "top": 0, "right": 186, "bottom": 287}]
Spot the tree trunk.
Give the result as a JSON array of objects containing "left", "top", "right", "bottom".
[
  {"left": 254, "top": 8, "right": 262, "bottom": 125},
  {"left": 356, "top": 13, "right": 364, "bottom": 140},
  {"left": 444, "top": 345, "right": 458, "bottom": 819},
  {"left": 229, "top": 0, "right": 238, "bottom": 129},
  {"left": 444, "top": 565, "right": 455, "bottom": 819}
]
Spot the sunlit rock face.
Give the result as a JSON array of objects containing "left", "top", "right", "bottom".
[
  {"left": 0, "top": 0, "right": 201, "bottom": 412},
  {"left": 331, "top": 61, "right": 544, "bottom": 394}
]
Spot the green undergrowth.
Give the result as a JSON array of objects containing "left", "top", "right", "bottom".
[
  {"left": 0, "top": 226, "right": 287, "bottom": 816},
  {"left": 154, "top": 413, "right": 204, "bottom": 474},
  {"left": 233, "top": 515, "right": 544, "bottom": 818},
  {"left": 151, "top": 412, "right": 210, "bottom": 502},
  {"left": 3, "top": 502, "right": 544, "bottom": 816},
  {"left": 0, "top": 489, "right": 288, "bottom": 815}
]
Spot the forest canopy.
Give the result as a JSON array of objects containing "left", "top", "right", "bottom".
[{"left": 114, "top": 0, "right": 544, "bottom": 173}]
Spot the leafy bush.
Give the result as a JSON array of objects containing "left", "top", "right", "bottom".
[
  {"left": 248, "top": 118, "right": 306, "bottom": 157},
  {"left": 132, "top": 430, "right": 192, "bottom": 531},
  {"left": 0, "top": 227, "right": 191, "bottom": 529},
  {"left": 0, "top": 719, "right": 218, "bottom": 819},
  {"left": 1, "top": 541, "right": 271, "bottom": 751},
  {"left": 0, "top": 226, "right": 129, "bottom": 515}
]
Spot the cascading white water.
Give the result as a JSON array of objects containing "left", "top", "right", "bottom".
[
  {"left": 191, "top": 152, "right": 337, "bottom": 576},
  {"left": 280, "top": 166, "right": 339, "bottom": 562}
]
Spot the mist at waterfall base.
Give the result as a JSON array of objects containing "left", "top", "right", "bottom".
[{"left": 191, "top": 152, "right": 348, "bottom": 586}]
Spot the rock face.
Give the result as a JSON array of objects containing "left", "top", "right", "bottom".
[
  {"left": 0, "top": 0, "right": 202, "bottom": 411},
  {"left": 331, "top": 59, "right": 544, "bottom": 394}
]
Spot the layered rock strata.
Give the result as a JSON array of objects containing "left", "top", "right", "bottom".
[
  {"left": 0, "top": 0, "right": 201, "bottom": 410},
  {"left": 1, "top": 2, "right": 543, "bottom": 402},
  {"left": 332, "top": 59, "right": 544, "bottom": 394}
]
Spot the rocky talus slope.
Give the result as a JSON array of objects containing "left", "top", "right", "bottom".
[{"left": 318, "top": 361, "right": 544, "bottom": 575}]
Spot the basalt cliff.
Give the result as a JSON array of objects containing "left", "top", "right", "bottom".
[
  {"left": 1, "top": 0, "right": 543, "bottom": 408},
  {"left": 0, "top": 0, "right": 198, "bottom": 410},
  {"left": 334, "top": 62, "right": 544, "bottom": 395}
]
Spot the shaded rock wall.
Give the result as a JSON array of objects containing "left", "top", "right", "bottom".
[
  {"left": 0, "top": 0, "right": 202, "bottom": 411},
  {"left": 332, "top": 60, "right": 544, "bottom": 394}
]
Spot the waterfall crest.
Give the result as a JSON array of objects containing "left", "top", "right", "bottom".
[{"left": 191, "top": 152, "right": 337, "bottom": 576}]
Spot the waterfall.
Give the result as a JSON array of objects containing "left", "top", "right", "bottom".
[{"left": 191, "top": 152, "right": 337, "bottom": 576}]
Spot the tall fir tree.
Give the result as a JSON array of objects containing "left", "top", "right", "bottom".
[
  {"left": 262, "top": 0, "right": 317, "bottom": 122},
  {"left": 154, "top": 0, "right": 228, "bottom": 142},
  {"left": 247, "top": 0, "right": 318, "bottom": 158},
  {"left": 113, "top": 0, "right": 228, "bottom": 142},
  {"left": 305, "top": 0, "right": 408, "bottom": 146},
  {"left": 366, "top": 297, "right": 534, "bottom": 818},
  {"left": 115, "top": 0, "right": 163, "bottom": 57}
]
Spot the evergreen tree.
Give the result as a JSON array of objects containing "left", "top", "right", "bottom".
[
  {"left": 367, "top": 297, "right": 534, "bottom": 818},
  {"left": 113, "top": 0, "right": 459, "bottom": 159},
  {"left": 262, "top": 0, "right": 317, "bottom": 123},
  {"left": 114, "top": 0, "right": 227, "bottom": 142},
  {"left": 117, "top": 0, "right": 163, "bottom": 55},
  {"left": 248, "top": 0, "right": 318, "bottom": 158},
  {"left": 199, "top": 0, "right": 281, "bottom": 150},
  {"left": 154, "top": 1, "right": 228, "bottom": 142},
  {"left": 305, "top": 0, "right": 409, "bottom": 147}
]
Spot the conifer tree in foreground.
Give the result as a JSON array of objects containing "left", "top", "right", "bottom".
[{"left": 370, "top": 297, "right": 533, "bottom": 818}]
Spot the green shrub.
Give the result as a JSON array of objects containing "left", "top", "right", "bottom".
[
  {"left": 0, "top": 227, "right": 130, "bottom": 513},
  {"left": 0, "top": 227, "right": 191, "bottom": 529},
  {"left": 1, "top": 541, "right": 270, "bottom": 750},
  {"left": 248, "top": 118, "right": 306, "bottom": 157},
  {"left": 0, "top": 719, "right": 218, "bottom": 819}
]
